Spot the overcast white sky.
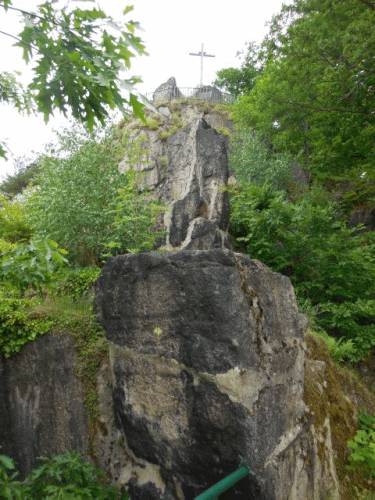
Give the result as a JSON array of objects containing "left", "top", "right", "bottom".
[{"left": 0, "top": 0, "right": 287, "bottom": 179}]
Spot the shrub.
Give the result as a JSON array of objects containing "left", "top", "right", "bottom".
[
  {"left": 347, "top": 409, "right": 375, "bottom": 480},
  {"left": 104, "top": 170, "right": 167, "bottom": 255},
  {"left": 229, "top": 181, "right": 375, "bottom": 360},
  {"left": 26, "top": 126, "right": 164, "bottom": 265},
  {"left": 0, "top": 288, "right": 53, "bottom": 358},
  {"left": 0, "top": 450, "right": 128, "bottom": 499},
  {"left": 0, "top": 194, "right": 33, "bottom": 243},
  {"left": 0, "top": 239, "right": 68, "bottom": 294},
  {"left": 52, "top": 267, "right": 101, "bottom": 301},
  {"left": 229, "top": 127, "right": 293, "bottom": 189}
]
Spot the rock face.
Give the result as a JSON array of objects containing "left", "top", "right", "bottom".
[
  {"left": 118, "top": 112, "right": 231, "bottom": 250},
  {"left": 165, "top": 119, "right": 229, "bottom": 249},
  {"left": 348, "top": 207, "right": 375, "bottom": 232},
  {"left": 0, "top": 333, "right": 89, "bottom": 478},
  {"left": 153, "top": 77, "right": 183, "bottom": 102},
  {"left": 95, "top": 249, "right": 311, "bottom": 499},
  {"left": 1, "top": 97, "right": 362, "bottom": 500},
  {"left": 194, "top": 85, "right": 223, "bottom": 102}
]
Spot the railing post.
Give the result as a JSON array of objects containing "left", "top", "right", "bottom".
[{"left": 194, "top": 464, "right": 251, "bottom": 500}]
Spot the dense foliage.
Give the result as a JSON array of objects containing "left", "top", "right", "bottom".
[
  {"left": 0, "top": 239, "right": 68, "bottom": 293},
  {"left": 218, "top": 0, "right": 375, "bottom": 363},
  {"left": 347, "top": 409, "right": 375, "bottom": 480},
  {"left": 0, "top": 193, "right": 32, "bottom": 243},
  {"left": 0, "top": 450, "right": 128, "bottom": 499},
  {"left": 228, "top": 127, "right": 293, "bottom": 189},
  {"left": 214, "top": 42, "right": 261, "bottom": 96},
  {"left": 0, "top": 0, "right": 149, "bottom": 158},
  {"left": 230, "top": 0, "right": 375, "bottom": 185},
  {"left": 229, "top": 173, "right": 375, "bottom": 362},
  {"left": 25, "top": 126, "right": 165, "bottom": 265},
  {"left": 0, "top": 287, "right": 53, "bottom": 357}
]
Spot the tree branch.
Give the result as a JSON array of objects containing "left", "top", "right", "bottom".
[
  {"left": 0, "top": 2, "right": 46, "bottom": 23},
  {"left": 0, "top": 29, "right": 54, "bottom": 62}
]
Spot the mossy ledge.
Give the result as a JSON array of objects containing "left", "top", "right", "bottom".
[{"left": 305, "top": 332, "right": 375, "bottom": 499}]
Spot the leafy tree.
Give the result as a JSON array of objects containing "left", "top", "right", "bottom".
[
  {"left": 0, "top": 0, "right": 149, "bottom": 158},
  {"left": 214, "top": 42, "right": 261, "bottom": 96},
  {"left": 25, "top": 125, "right": 164, "bottom": 266},
  {"left": 228, "top": 126, "right": 293, "bottom": 189},
  {"left": 232, "top": 0, "right": 375, "bottom": 179},
  {"left": 0, "top": 193, "right": 32, "bottom": 242},
  {"left": 229, "top": 181, "right": 375, "bottom": 360},
  {"left": 0, "top": 157, "right": 41, "bottom": 198}
]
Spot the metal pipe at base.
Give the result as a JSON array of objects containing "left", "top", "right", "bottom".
[{"left": 194, "top": 464, "right": 251, "bottom": 500}]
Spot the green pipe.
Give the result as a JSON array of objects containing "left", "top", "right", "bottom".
[{"left": 194, "top": 464, "right": 251, "bottom": 500}]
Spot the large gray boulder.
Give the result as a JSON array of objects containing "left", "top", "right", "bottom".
[
  {"left": 194, "top": 85, "right": 223, "bottom": 102},
  {"left": 153, "top": 77, "right": 183, "bottom": 102},
  {"left": 95, "top": 249, "right": 310, "bottom": 499}
]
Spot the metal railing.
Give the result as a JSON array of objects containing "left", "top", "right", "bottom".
[{"left": 145, "top": 86, "right": 236, "bottom": 105}]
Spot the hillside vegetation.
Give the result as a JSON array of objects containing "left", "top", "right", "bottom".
[{"left": 1, "top": 0, "right": 375, "bottom": 497}]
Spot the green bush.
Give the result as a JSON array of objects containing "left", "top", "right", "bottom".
[
  {"left": 229, "top": 181, "right": 375, "bottom": 360},
  {"left": 0, "top": 194, "right": 33, "bottom": 243},
  {"left": 0, "top": 239, "right": 68, "bottom": 294},
  {"left": 0, "top": 288, "right": 53, "bottom": 358},
  {"left": 26, "top": 126, "right": 165, "bottom": 265},
  {"left": 347, "top": 409, "right": 375, "bottom": 479},
  {"left": 0, "top": 450, "right": 128, "bottom": 499},
  {"left": 229, "top": 127, "right": 293, "bottom": 189},
  {"left": 104, "top": 170, "right": 167, "bottom": 255},
  {"left": 52, "top": 267, "right": 101, "bottom": 301}
]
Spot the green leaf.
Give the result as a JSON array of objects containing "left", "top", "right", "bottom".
[
  {"left": 129, "top": 93, "right": 145, "bottom": 122},
  {"left": 123, "top": 5, "right": 134, "bottom": 15}
]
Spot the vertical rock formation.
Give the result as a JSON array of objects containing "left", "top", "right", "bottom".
[
  {"left": 117, "top": 101, "right": 233, "bottom": 251},
  {"left": 153, "top": 77, "right": 183, "bottom": 102},
  {"left": 165, "top": 119, "right": 229, "bottom": 250},
  {"left": 95, "top": 250, "right": 312, "bottom": 499}
]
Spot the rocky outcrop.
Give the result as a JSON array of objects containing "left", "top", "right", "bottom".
[
  {"left": 118, "top": 109, "right": 231, "bottom": 251},
  {"left": 194, "top": 85, "right": 223, "bottom": 102},
  {"left": 3, "top": 96, "right": 374, "bottom": 500},
  {"left": 153, "top": 77, "right": 183, "bottom": 102},
  {"left": 2, "top": 260, "right": 373, "bottom": 498},
  {"left": 94, "top": 249, "right": 315, "bottom": 499},
  {"left": 165, "top": 119, "right": 229, "bottom": 249}
]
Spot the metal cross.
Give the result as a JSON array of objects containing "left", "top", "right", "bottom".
[{"left": 189, "top": 44, "right": 215, "bottom": 88}]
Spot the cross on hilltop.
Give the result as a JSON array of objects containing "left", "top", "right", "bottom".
[{"left": 189, "top": 44, "right": 215, "bottom": 88}]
